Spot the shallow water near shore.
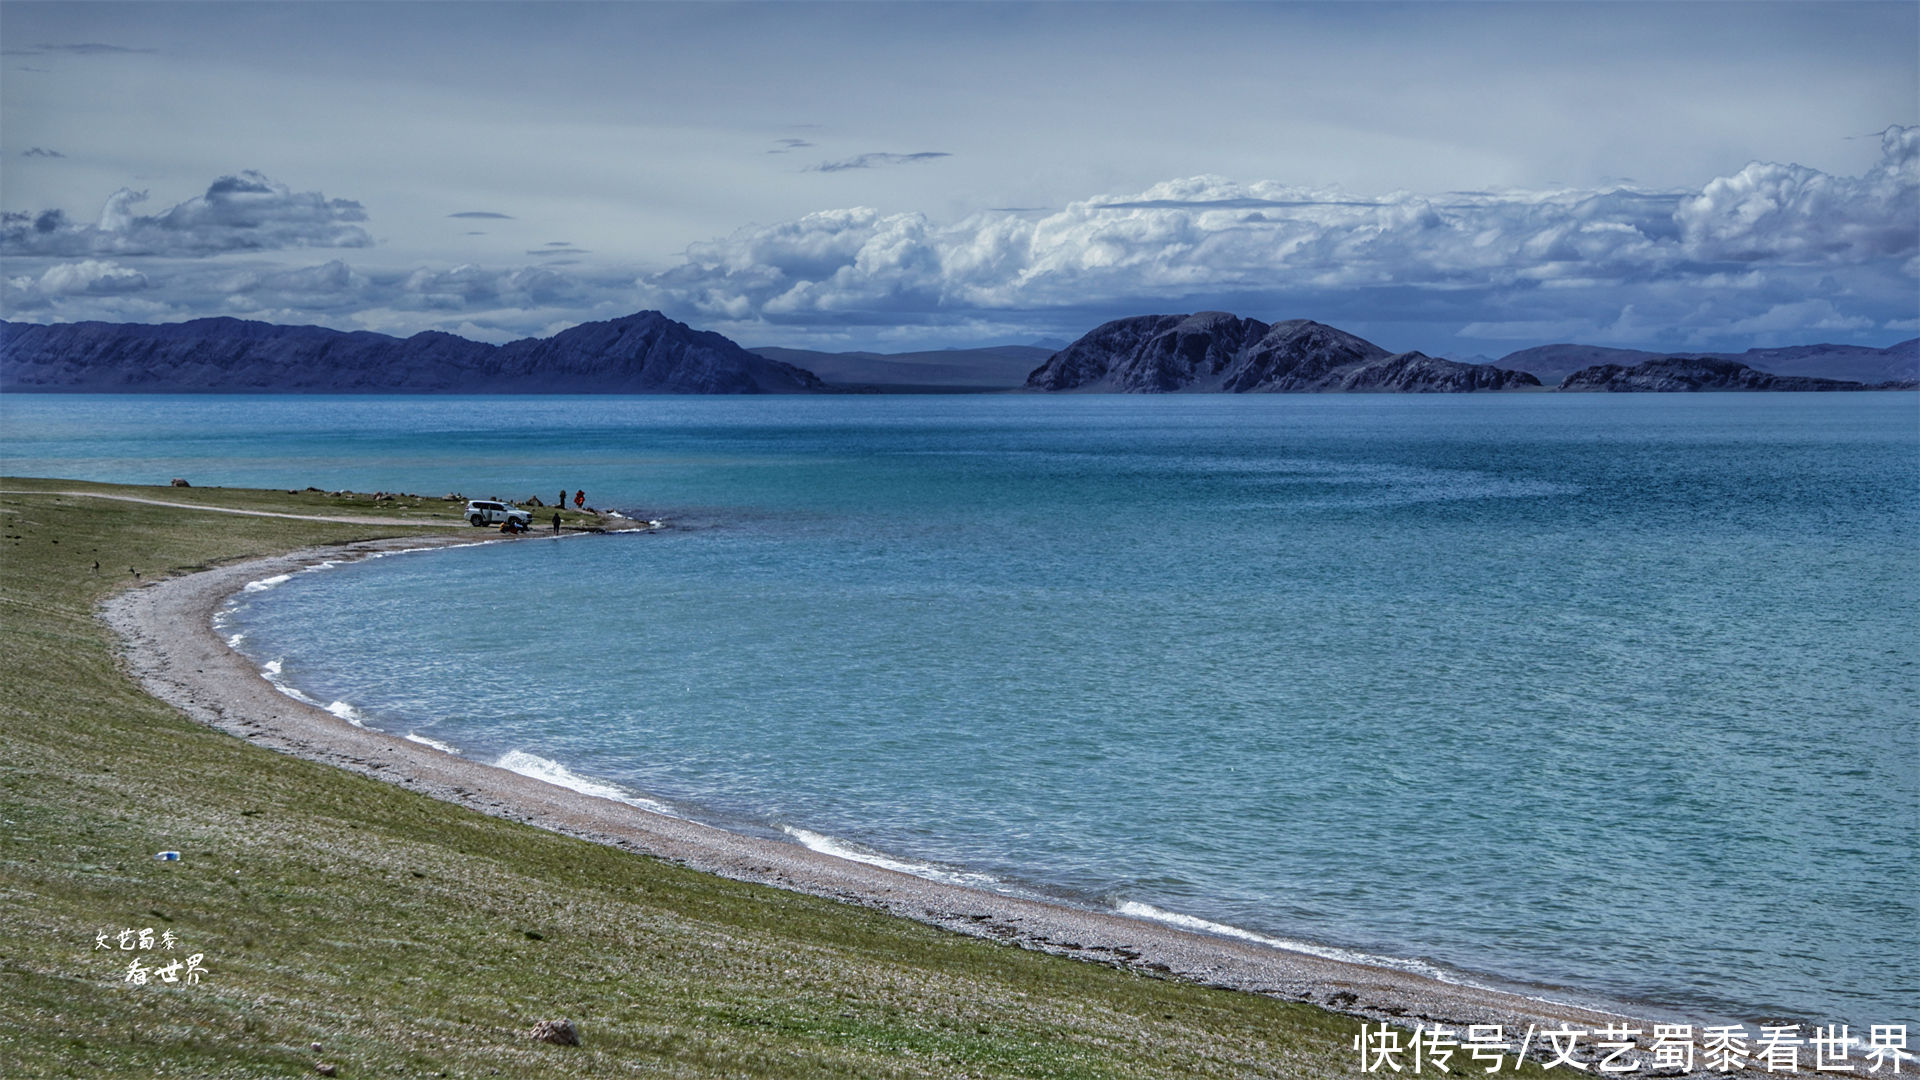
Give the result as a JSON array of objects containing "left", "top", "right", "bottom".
[{"left": 6, "top": 392, "right": 1916, "bottom": 1027}]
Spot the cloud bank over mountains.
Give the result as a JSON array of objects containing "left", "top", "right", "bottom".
[
  {"left": 4, "top": 129, "right": 1915, "bottom": 353},
  {"left": 640, "top": 125, "right": 1917, "bottom": 349},
  {"left": 2, "top": 171, "right": 371, "bottom": 259}
]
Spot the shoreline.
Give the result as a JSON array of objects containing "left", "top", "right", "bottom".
[{"left": 107, "top": 534, "right": 1675, "bottom": 1042}]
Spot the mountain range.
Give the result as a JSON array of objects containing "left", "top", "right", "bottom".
[
  {"left": 3, "top": 309, "right": 1912, "bottom": 394},
  {"left": 0, "top": 311, "right": 821, "bottom": 394}
]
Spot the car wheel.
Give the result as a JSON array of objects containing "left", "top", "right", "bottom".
[{"left": 470, "top": 515, "right": 486, "bottom": 527}]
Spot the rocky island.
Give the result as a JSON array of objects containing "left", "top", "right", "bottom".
[
  {"left": 1024, "top": 313, "right": 1541, "bottom": 393},
  {"left": 1497, "top": 339, "right": 1918, "bottom": 386}
]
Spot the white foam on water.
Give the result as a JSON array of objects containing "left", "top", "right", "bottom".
[
  {"left": 243, "top": 573, "right": 292, "bottom": 592},
  {"left": 393, "top": 539, "right": 502, "bottom": 555},
  {"left": 324, "top": 700, "right": 369, "bottom": 728},
  {"left": 403, "top": 732, "right": 460, "bottom": 754},
  {"left": 270, "top": 682, "right": 321, "bottom": 707},
  {"left": 493, "top": 750, "right": 677, "bottom": 816},
  {"left": 259, "top": 657, "right": 326, "bottom": 707},
  {"left": 782, "top": 826, "right": 1002, "bottom": 888},
  {"left": 225, "top": 632, "right": 246, "bottom": 648},
  {"left": 1114, "top": 900, "right": 1456, "bottom": 982}
]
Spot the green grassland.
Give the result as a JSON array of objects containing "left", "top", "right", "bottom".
[{"left": 0, "top": 477, "right": 1376, "bottom": 1079}]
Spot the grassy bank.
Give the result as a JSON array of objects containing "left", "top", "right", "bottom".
[{"left": 1, "top": 477, "right": 1370, "bottom": 1079}]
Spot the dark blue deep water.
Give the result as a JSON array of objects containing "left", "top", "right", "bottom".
[{"left": 6, "top": 392, "right": 1915, "bottom": 1026}]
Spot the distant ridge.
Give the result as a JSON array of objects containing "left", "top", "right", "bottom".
[
  {"left": 1498, "top": 339, "right": 1919, "bottom": 386},
  {"left": 1025, "top": 313, "right": 1540, "bottom": 393},
  {"left": 1558, "top": 356, "right": 1915, "bottom": 392},
  {"left": 748, "top": 344, "right": 1050, "bottom": 390},
  {"left": 0, "top": 311, "right": 824, "bottom": 394},
  {"left": 12, "top": 309, "right": 1912, "bottom": 396}
]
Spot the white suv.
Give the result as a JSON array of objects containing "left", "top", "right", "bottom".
[{"left": 464, "top": 500, "right": 533, "bottom": 528}]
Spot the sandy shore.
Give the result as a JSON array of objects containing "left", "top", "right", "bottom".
[{"left": 104, "top": 532, "right": 1669, "bottom": 1048}]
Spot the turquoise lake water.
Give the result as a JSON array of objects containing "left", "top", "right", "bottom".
[{"left": 4, "top": 392, "right": 1915, "bottom": 1027}]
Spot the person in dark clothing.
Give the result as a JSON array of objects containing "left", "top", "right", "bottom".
[{"left": 552, "top": 513, "right": 562, "bottom": 533}]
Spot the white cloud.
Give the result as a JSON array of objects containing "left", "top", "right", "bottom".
[
  {"left": 1676, "top": 126, "right": 1919, "bottom": 262},
  {"left": 1, "top": 171, "right": 371, "bottom": 258},
  {"left": 399, "top": 263, "right": 585, "bottom": 311},
  {"left": 3, "top": 258, "right": 150, "bottom": 308},
  {"left": 626, "top": 129, "right": 1915, "bottom": 351},
  {"left": 1723, "top": 300, "right": 1876, "bottom": 336},
  {"left": 1455, "top": 319, "right": 1597, "bottom": 342},
  {"left": 5, "top": 131, "right": 1913, "bottom": 355},
  {"left": 38, "top": 258, "right": 150, "bottom": 294}
]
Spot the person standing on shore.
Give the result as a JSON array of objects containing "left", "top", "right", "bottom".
[
  {"left": 552, "top": 512, "right": 561, "bottom": 534},
  {"left": 558, "top": 490, "right": 566, "bottom": 510},
  {"left": 574, "top": 490, "right": 585, "bottom": 509}
]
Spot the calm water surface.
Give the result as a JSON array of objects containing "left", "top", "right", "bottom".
[{"left": 6, "top": 392, "right": 1915, "bottom": 1026}]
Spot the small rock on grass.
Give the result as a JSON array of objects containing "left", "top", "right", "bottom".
[{"left": 527, "top": 1019, "right": 580, "bottom": 1046}]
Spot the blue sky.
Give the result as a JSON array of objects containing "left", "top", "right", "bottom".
[{"left": 2, "top": 1, "right": 1915, "bottom": 357}]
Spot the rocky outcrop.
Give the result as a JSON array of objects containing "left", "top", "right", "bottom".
[
  {"left": 1331, "top": 350, "right": 1545, "bottom": 392},
  {"left": 0, "top": 311, "right": 824, "bottom": 394},
  {"left": 1028, "top": 312, "right": 1273, "bottom": 392},
  {"left": 1224, "top": 319, "right": 1398, "bottom": 391},
  {"left": 1557, "top": 356, "right": 1893, "bottom": 392},
  {"left": 1499, "top": 339, "right": 1919, "bottom": 385},
  {"left": 1025, "top": 313, "right": 1539, "bottom": 393}
]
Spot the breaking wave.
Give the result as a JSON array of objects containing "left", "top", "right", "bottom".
[
  {"left": 493, "top": 750, "right": 678, "bottom": 816},
  {"left": 781, "top": 826, "right": 1003, "bottom": 889}
]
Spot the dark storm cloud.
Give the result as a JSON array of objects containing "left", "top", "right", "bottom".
[
  {"left": 17, "top": 42, "right": 157, "bottom": 55},
  {"left": 809, "top": 152, "right": 951, "bottom": 173},
  {"left": 1094, "top": 197, "right": 1388, "bottom": 211}
]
